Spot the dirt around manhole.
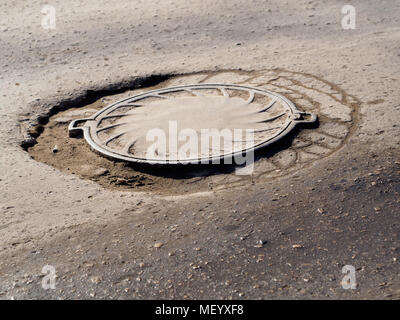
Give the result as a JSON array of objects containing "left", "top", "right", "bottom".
[{"left": 27, "top": 69, "right": 360, "bottom": 194}]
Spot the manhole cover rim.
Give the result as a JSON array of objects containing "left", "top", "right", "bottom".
[{"left": 69, "top": 83, "right": 316, "bottom": 165}]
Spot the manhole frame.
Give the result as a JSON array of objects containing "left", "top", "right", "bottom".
[{"left": 69, "top": 83, "right": 316, "bottom": 165}]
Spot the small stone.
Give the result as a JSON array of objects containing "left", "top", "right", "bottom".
[
  {"left": 292, "top": 244, "right": 303, "bottom": 249},
  {"left": 154, "top": 242, "right": 164, "bottom": 248},
  {"left": 254, "top": 239, "right": 267, "bottom": 248},
  {"left": 90, "top": 276, "right": 102, "bottom": 284}
]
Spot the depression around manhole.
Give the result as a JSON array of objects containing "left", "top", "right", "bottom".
[
  {"left": 68, "top": 84, "right": 316, "bottom": 165},
  {"left": 27, "top": 69, "right": 359, "bottom": 194}
]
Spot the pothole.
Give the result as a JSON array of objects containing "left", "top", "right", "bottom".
[{"left": 26, "top": 69, "right": 360, "bottom": 194}]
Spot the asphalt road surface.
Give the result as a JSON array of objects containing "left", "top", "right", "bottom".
[{"left": 0, "top": 0, "right": 399, "bottom": 299}]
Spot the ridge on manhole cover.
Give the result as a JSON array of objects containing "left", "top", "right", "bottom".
[{"left": 69, "top": 84, "right": 317, "bottom": 165}]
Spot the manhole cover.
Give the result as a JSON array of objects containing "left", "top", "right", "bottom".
[{"left": 69, "top": 84, "right": 316, "bottom": 165}]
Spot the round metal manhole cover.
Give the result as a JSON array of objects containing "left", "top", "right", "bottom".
[{"left": 69, "top": 84, "right": 316, "bottom": 165}]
